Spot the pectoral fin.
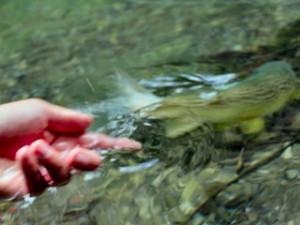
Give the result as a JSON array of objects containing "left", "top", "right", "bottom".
[
  {"left": 240, "top": 117, "right": 265, "bottom": 134},
  {"left": 164, "top": 119, "right": 201, "bottom": 138},
  {"left": 293, "top": 89, "right": 300, "bottom": 100}
]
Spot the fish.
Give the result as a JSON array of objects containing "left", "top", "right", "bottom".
[{"left": 116, "top": 61, "right": 299, "bottom": 138}]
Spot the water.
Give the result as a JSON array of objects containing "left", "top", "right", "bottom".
[{"left": 1, "top": 0, "right": 300, "bottom": 224}]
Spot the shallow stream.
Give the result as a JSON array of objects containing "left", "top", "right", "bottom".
[{"left": 1, "top": 1, "right": 300, "bottom": 224}]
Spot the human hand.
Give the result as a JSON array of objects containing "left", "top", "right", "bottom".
[{"left": 0, "top": 99, "right": 141, "bottom": 200}]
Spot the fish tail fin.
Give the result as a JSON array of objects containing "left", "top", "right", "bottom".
[{"left": 113, "top": 70, "right": 162, "bottom": 111}]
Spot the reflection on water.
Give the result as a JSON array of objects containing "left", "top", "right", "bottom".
[{"left": 1, "top": 0, "right": 300, "bottom": 224}]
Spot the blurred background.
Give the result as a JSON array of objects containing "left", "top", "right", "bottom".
[{"left": 1, "top": 0, "right": 299, "bottom": 106}]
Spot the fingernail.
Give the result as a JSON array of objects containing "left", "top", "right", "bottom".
[
  {"left": 130, "top": 140, "right": 142, "bottom": 150},
  {"left": 115, "top": 138, "right": 142, "bottom": 150},
  {"left": 79, "top": 134, "right": 99, "bottom": 148}
]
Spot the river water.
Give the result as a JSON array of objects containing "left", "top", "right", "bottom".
[{"left": 1, "top": 0, "right": 300, "bottom": 224}]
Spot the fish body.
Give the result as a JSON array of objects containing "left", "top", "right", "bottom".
[
  {"left": 118, "top": 61, "right": 298, "bottom": 137},
  {"left": 151, "top": 61, "right": 297, "bottom": 121}
]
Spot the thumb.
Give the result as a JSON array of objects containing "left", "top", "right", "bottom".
[{"left": 45, "top": 103, "right": 93, "bottom": 134}]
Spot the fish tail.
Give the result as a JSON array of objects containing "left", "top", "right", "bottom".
[{"left": 114, "top": 70, "right": 162, "bottom": 111}]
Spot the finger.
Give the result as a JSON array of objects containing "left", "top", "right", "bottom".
[
  {"left": 15, "top": 146, "right": 48, "bottom": 195},
  {"left": 66, "top": 147, "right": 101, "bottom": 171},
  {"left": 30, "top": 140, "right": 71, "bottom": 185},
  {"left": 78, "top": 133, "right": 142, "bottom": 150},
  {"left": 44, "top": 102, "right": 93, "bottom": 134},
  {"left": 42, "top": 130, "right": 56, "bottom": 143}
]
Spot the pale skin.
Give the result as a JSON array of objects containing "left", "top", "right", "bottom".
[{"left": 0, "top": 99, "right": 141, "bottom": 200}]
